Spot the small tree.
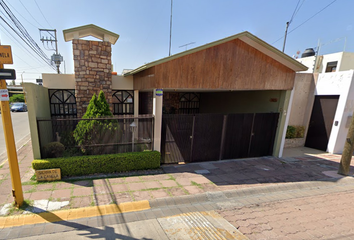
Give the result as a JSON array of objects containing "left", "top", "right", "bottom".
[
  {"left": 73, "top": 91, "right": 119, "bottom": 154},
  {"left": 10, "top": 94, "right": 25, "bottom": 103}
]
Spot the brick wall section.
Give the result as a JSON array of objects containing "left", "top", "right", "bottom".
[
  {"left": 163, "top": 92, "right": 179, "bottom": 114},
  {"left": 73, "top": 39, "right": 112, "bottom": 117}
]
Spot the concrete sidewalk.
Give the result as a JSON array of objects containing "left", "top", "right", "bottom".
[{"left": 0, "top": 141, "right": 353, "bottom": 219}]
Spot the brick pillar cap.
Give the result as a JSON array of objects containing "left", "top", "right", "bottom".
[{"left": 63, "top": 24, "right": 119, "bottom": 45}]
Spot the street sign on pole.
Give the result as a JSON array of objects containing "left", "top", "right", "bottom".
[
  {"left": 0, "top": 69, "right": 16, "bottom": 79},
  {"left": 0, "top": 89, "right": 9, "bottom": 101},
  {"left": 0, "top": 46, "right": 13, "bottom": 64},
  {"left": 0, "top": 44, "right": 24, "bottom": 207}
]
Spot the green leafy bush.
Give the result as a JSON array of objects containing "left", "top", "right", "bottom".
[
  {"left": 73, "top": 91, "right": 120, "bottom": 154},
  {"left": 295, "top": 126, "right": 305, "bottom": 138},
  {"left": 32, "top": 151, "right": 161, "bottom": 177},
  {"left": 43, "top": 142, "right": 65, "bottom": 158},
  {"left": 9, "top": 94, "right": 25, "bottom": 103},
  {"left": 286, "top": 125, "right": 305, "bottom": 139},
  {"left": 286, "top": 125, "right": 296, "bottom": 139}
]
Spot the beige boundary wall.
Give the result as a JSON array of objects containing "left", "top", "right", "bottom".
[
  {"left": 23, "top": 83, "right": 51, "bottom": 159},
  {"left": 287, "top": 73, "right": 316, "bottom": 146},
  {"left": 42, "top": 74, "right": 133, "bottom": 90}
]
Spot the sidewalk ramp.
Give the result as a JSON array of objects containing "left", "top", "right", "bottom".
[{"left": 157, "top": 210, "right": 248, "bottom": 240}]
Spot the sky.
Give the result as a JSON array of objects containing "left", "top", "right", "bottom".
[{"left": 0, "top": 0, "right": 351, "bottom": 84}]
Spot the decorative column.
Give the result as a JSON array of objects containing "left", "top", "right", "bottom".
[
  {"left": 153, "top": 89, "right": 163, "bottom": 152},
  {"left": 72, "top": 39, "right": 112, "bottom": 117}
]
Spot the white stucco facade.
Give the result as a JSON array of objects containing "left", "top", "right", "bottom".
[
  {"left": 298, "top": 52, "right": 354, "bottom": 74},
  {"left": 314, "top": 70, "right": 354, "bottom": 153}
]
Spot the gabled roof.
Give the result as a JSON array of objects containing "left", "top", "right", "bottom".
[
  {"left": 124, "top": 31, "right": 307, "bottom": 76},
  {"left": 63, "top": 24, "right": 119, "bottom": 45}
]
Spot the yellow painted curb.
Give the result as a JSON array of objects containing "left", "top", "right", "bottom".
[{"left": 0, "top": 200, "right": 150, "bottom": 229}]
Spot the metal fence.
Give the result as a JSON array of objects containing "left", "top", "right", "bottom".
[{"left": 37, "top": 115, "right": 154, "bottom": 158}]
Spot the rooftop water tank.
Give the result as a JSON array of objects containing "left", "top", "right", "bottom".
[{"left": 301, "top": 48, "right": 316, "bottom": 58}]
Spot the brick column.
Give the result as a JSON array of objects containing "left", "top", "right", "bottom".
[{"left": 72, "top": 39, "right": 112, "bottom": 118}]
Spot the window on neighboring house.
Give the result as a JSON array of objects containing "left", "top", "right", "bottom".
[
  {"left": 325, "top": 61, "right": 338, "bottom": 73},
  {"left": 112, "top": 90, "right": 134, "bottom": 115},
  {"left": 179, "top": 93, "right": 200, "bottom": 114},
  {"left": 49, "top": 89, "right": 77, "bottom": 118}
]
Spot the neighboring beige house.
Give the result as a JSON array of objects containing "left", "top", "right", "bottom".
[
  {"left": 287, "top": 50, "right": 354, "bottom": 154},
  {"left": 24, "top": 24, "right": 307, "bottom": 162}
]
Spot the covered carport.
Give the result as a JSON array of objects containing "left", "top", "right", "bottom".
[{"left": 124, "top": 31, "right": 307, "bottom": 163}]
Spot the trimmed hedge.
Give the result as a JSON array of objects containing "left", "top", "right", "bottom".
[{"left": 32, "top": 151, "right": 161, "bottom": 177}]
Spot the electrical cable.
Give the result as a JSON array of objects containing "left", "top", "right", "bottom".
[
  {"left": 18, "top": 0, "right": 43, "bottom": 28},
  {"left": 0, "top": 11, "right": 49, "bottom": 67},
  {"left": 0, "top": 21, "right": 46, "bottom": 68},
  {"left": 272, "top": 0, "right": 338, "bottom": 45},
  {"left": 34, "top": 0, "right": 53, "bottom": 28},
  {"left": 0, "top": 15, "right": 55, "bottom": 69},
  {"left": 0, "top": 0, "right": 56, "bottom": 71},
  {"left": 3, "top": 0, "right": 38, "bottom": 29},
  {"left": 289, "top": 0, "right": 301, "bottom": 24}
]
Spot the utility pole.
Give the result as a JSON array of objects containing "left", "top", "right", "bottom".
[
  {"left": 0, "top": 44, "right": 24, "bottom": 207},
  {"left": 282, "top": 22, "right": 290, "bottom": 52},
  {"left": 169, "top": 0, "right": 173, "bottom": 56},
  {"left": 40, "top": 29, "right": 63, "bottom": 74}
]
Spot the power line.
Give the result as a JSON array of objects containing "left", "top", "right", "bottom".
[
  {"left": 4, "top": 0, "right": 38, "bottom": 29},
  {"left": 0, "top": 0, "right": 56, "bottom": 71},
  {"left": 274, "top": 0, "right": 338, "bottom": 45},
  {"left": 0, "top": 13, "right": 49, "bottom": 68},
  {"left": 34, "top": 0, "right": 53, "bottom": 28},
  {"left": 0, "top": 19, "right": 48, "bottom": 66},
  {"left": 18, "top": 0, "right": 43, "bottom": 28},
  {"left": 289, "top": 0, "right": 301, "bottom": 24}
]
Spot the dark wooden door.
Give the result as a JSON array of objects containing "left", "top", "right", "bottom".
[
  {"left": 223, "top": 114, "right": 253, "bottom": 159},
  {"left": 191, "top": 114, "right": 224, "bottom": 162},
  {"left": 249, "top": 113, "right": 279, "bottom": 157},
  {"left": 305, "top": 95, "right": 339, "bottom": 151},
  {"left": 161, "top": 115, "right": 193, "bottom": 163}
]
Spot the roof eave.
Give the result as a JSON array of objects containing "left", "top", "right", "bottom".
[{"left": 124, "top": 31, "right": 308, "bottom": 76}]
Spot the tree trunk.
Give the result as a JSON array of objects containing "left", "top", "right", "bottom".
[{"left": 338, "top": 113, "right": 354, "bottom": 175}]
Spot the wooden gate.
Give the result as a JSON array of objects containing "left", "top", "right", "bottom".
[{"left": 161, "top": 113, "right": 279, "bottom": 164}]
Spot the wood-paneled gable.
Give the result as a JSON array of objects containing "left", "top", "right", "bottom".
[{"left": 133, "top": 39, "right": 295, "bottom": 91}]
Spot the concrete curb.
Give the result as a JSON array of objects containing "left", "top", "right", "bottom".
[{"left": 0, "top": 200, "right": 150, "bottom": 229}]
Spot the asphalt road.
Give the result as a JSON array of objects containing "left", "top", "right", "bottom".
[{"left": 0, "top": 111, "right": 30, "bottom": 162}]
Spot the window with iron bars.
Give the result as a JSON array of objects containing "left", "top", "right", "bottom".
[
  {"left": 112, "top": 90, "right": 134, "bottom": 115},
  {"left": 179, "top": 92, "right": 200, "bottom": 114},
  {"left": 49, "top": 89, "right": 77, "bottom": 118}
]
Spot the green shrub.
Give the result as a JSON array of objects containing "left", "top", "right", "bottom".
[
  {"left": 43, "top": 142, "right": 65, "bottom": 158},
  {"left": 73, "top": 91, "right": 120, "bottom": 154},
  {"left": 60, "top": 130, "right": 75, "bottom": 147},
  {"left": 295, "top": 126, "right": 305, "bottom": 138},
  {"left": 32, "top": 151, "right": 161, "bottom": 177},
  {"left": 9, "top": 94, "right": 25, "bottom": 103},
  {"left": 286, "top": 125, "right": 296, "bottom": 139},
  {"left": 286, "top": 125, "right": 305, "bottom": 139}
]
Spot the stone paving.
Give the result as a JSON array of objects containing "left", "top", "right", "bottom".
[
  {"left": 218, "top": 190, "right": 354, "bottom": 240},
  {"left": 0, "top": 141, "right": 354, "bottom": 216}
]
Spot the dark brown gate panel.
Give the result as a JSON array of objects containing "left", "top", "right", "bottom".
[
  {"left": 191, "top": 114, "right": 224, "bottom": 162},
  {"left": 249, "top": 113, "right": 279, "bottom": 157},
  {"left": 161, "top": 112, "right": 280, "bottom": 163},
  {"left": 223, "top": 114, "right": 253, "bottom": 159},
  {"left": 161, "top": 115, "right": 193, "bottom": 163},
  {"left": 305, "top": 95, "right": 339, "bottom": 151}
]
